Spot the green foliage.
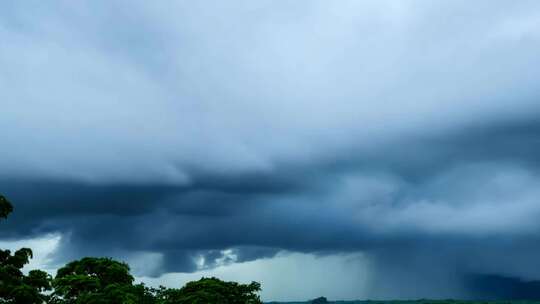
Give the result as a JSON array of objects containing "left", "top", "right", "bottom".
[
  {"left": 0, "top": 195, "right": 52, "bottom": 304},
  {"left": 130, "top": 283, "right": 160, "bottom": 304},
  {"left": 52, "top": 257, "right": 135, "bottom": 303},
  {"left": 8, "top": 284, "right": 43, "bottom": 304},
  {"left": 157, "top": 277, "right": 262, "bottom": 304},
  {"left": 0, "top": 195, "right": 13, "bottom": 219}
]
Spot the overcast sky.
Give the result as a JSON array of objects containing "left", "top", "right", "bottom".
[{"left": 2, "top": 0, "right": 540, "bottom": 301}]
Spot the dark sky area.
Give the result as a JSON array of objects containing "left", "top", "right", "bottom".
[{"left": 1, "top": 0, "right": 540, "bottom": 301}]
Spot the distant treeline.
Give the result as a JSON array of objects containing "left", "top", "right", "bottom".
[
  {"left": 269, "top": 301, "right": 540, "bottom": 304},
  {"left": 0, "top": 194, "right": 263, "bottom": 304}
]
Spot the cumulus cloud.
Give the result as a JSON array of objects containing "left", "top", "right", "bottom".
[{"left": 1, "top": 0, "right": 540, "bottom": 299}]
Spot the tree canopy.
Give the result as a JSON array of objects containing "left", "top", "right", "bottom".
[
  {"left": 0, "top": 195, "right": 51, "bottom": 304},
  {"left": 157, "top": 277, "right": 262, "bottom": 304},
  {"left": 51, "top": 257, "right": 136, "bottom": 304},
  {"left": 0, "top": 195, "right": 13, "bottom": 219}
]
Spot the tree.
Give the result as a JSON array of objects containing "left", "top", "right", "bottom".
[
  {"left": 0, "top": 195, "right": 13, "bottom": 219},
  {"left": 0, "top": 194, "right": 52, "bottom": 304},
  {"left": 157, "top": 277, "right": 263, "bottom": 304},
  {"left": 52, "top": 257, "right": 137, "bottom": 303},
  {"left": 130, "top": 283, "right": 160, "bottom": 304}
]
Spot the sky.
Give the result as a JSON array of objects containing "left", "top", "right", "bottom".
[{"left": 1, "top": 0, "right": 540, "bottom": 301}]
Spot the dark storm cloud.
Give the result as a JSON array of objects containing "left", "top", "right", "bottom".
[
  {"left": 465, "top": 275, "right": 540, "bottom": 300},
  {"left": 2, "top": 0, "right": 540, "bottom": 299}
]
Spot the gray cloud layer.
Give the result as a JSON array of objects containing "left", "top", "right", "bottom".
[{"left": 2, "top": 0, "right": 540, "bottom": 299}]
